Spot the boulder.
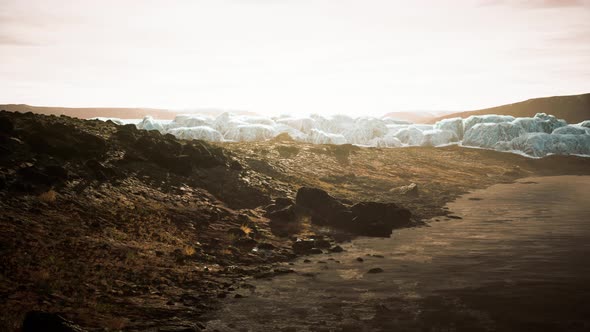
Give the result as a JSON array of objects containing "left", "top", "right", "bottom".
[
  {"left": 295, "top": 187, "right": 348, "bottom": 225},
  {"left": 266, "top": 205, "right": 295, "bottom": 222},
  {"left": 274, "top": 197, "right": 294, "bottom": 208},
  {"left": 349, "top": 202, "right": 412, "bottom": 237},
  {"left": 295, "top": 187, "right": 412, "bottom": 237},
  {"left": 367, "top": 267, "right": 384, "bottom": 274},
  {"left": 329, "top": 245, "right": 344, "bottom": 253},
  {"left": 292, "top": 239, "right": 327, "bottom": 255}
]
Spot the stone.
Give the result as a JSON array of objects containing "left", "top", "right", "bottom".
[
  {"left": 367, "top": 267, "right": 384, "bottom": 274},
  {"left": 22, "top": 311, "right": 87, "bottom": 332},
  {"left": 274, "top": 197, "right": 294, "bottom": 208},
  {"left": 295, "top": 187, "right": 348, "bottom": 225},
  {"left": 292, "top": 239, "right": 316, "bottom": 254},
  {"left": 257, "top": 243, "right": 276, "bottom": 250},
  {"left": 329, "top": 245, "right": 344, "bottom": 253},
  {"left": 390, "top": 183, "right": 418, "bottom": 196},
  {"left": 349, "top": 202, "right": 412, "bottom": 237},
  {"left": 266, "top": 205, "right": 295, "bottom": 222}
]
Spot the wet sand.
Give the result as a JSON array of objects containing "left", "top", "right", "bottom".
[{"left": 205, "top": 176, "right": 590, "bottom": 332}]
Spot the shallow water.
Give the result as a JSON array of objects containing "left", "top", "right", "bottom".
[{"left": 205, "top": 176, "right": 590, "bottom": 332}]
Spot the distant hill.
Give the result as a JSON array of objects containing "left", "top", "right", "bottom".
[
  {"left": 0, "top": 104, "right": 259, "bottom": 120},
  {"left": 382, "top": 110, "right": 456, "bottom": 124},
  {"left": 0, "top": 104, "right": 176, "bottom": 120},
  {"left": 429, "top": 93, "right": 590, "bottom": 124}
]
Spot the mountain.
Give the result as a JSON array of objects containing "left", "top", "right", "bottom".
[
  {"left": 381, "top": 110, "right": 456, "bottom": 124},
  {"left": 0, "top": 104, "right": 175, "bottom": 119},
  {"left": 0, "top": 104, "right": 259, "bottom": 120},
  {"left": 429, "top": 93, "right": 590, "bottom": 124}
]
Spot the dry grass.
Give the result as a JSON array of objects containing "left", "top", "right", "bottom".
[
  {"left": 240, "top": 224, "right": 253, "bottom": 235},
  {"left": 183, "top": 245, "right": 196, "bottom": 256},
  {"left": 38, "top": 189, "right": 57, "bottom": 203}
]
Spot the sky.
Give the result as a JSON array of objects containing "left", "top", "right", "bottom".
[{"left": 0, "top": 0, "right": 589, "bottom": 116}]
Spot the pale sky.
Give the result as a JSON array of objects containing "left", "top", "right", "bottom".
[{"left": 0, "top": 0, "right": 589, "bottom": 116}]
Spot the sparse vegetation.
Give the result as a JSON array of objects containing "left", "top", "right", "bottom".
[{"left": 37, "top": 189, "right": 57, "bottom": 203}]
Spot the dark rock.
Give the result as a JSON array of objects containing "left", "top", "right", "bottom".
[
  {"left": 349, "top": 202, "right": 412, "bottom": 237},
  {"left": 308, "top": 248, "right": 323, "bottom": 254},
  {"left": 266, "top": 204, "right": 295, "bottom": 222},
  {"left": 314, "top": 239, "right": 331, "bottom": 249},
  {"left": 257, "top": 243, "right": 276, "bottom": 250},
  {"left": 44, "top": 165, "right": 69, "bottom": 180},
  {"left": 329, "top": 245, "right": 344, "bottom": 253},
  {"left": 292, "top": 239, "right": 320, "bottom": 255},
  {"left": 367, "top": 267, "right": 384, "bottom": 274},
  {"left": 0, "top": 116, "right": 14, "bottom": 134},
  {"left": 295, "top": 187, "right": 347, "bottom": 225},
  {"left": 85, "top": 159, "right": 116, "bottom": 180},
  {"left": 233, "top": 238, "right": 257, "bottom": 249},
  {"left": 273, "top": 267, "right": 295, "bottom": 275},
  {"left": 17, "top": 165, "right": 52, "bottom": 186},
  {"left": 182, "top": 140, "right": 227, "bottom": 168},
  {"left": 22, "top": 311, "right": 87, "bottom": 332},
  {"left": 22, "top": 122, "right": 107, "bottom": 159},
  {"left": 227, "top": 227, "right": 247, "bottom": 238},
  {"left": 229, "top": 159, "right": 243, "bottom": 170},
  {"left": 356, "top": 257, "right": 364, "bottom": 262},
  {"left": 274, "top": 197, "right": 294, "bottom": 208}
]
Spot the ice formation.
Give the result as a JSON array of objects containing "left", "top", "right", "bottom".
[
  {"left": 166, "top": 126, "right": 223, "bottom": 142},
  {"left": 421, "top": 129, "right": 459, "bottom": 147},
  {"left": 434, "top": 117, "right": 464, "bottom": 139},
  {"left": 463, "top": 122, "right": 526, "bottom": 148},
  {"left": 136, "top": 116, "right": 170, "bottom": 132},
  {"left": 95, "top": 112, "right": 589, "bottom": 158},
  {"left": 308, "top": 129, "right": 347, "bottom": 145},
  {"left": 501, "top": 133, "right": 590, "bottom": 157},
  {"left": 394, "top": 126, "right": 425, "bottom": 146},
  {"left": 463, "top": 115, "right": 515, "bottom": 132},
  {"left": 225, "top": 124, "right": 276, "bottom": 142}
]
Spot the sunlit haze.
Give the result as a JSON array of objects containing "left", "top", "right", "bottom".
[{"left": 1, "top": 0, "right": 589, "bottom": 116}]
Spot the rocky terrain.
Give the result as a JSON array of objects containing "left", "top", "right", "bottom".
[{"left": 1, "top": 111, "right": 590, "bottom": 331}]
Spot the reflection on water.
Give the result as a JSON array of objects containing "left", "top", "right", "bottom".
[{"left": 205, "top": 176, "right": 590, "bottom": 332}]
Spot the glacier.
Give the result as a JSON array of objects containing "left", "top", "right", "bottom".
[{"left": 94, "top": 112, "right": 590, "bottom": 158}]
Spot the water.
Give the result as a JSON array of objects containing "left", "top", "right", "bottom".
[{"left": 205, "top": 176, "right": 590, "bottom": 332}]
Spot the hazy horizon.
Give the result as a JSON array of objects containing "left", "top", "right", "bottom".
[{"left": 1, "top": 0, "right": 589, "bottom": 116}]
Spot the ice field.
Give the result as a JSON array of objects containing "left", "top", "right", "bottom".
[{"left": 93, "top": 113, "right": 590, "bottom": 158}]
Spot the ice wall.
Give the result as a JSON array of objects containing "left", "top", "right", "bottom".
[{"left": 96, "top": 112, "right": 590, "bottom": 158}]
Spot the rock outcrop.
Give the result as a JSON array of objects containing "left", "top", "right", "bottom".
[{"left": 295, "top": 187, "right": 412, "bottom": 237}]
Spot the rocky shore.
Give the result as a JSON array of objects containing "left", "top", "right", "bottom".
[{"left": 1, "top": 111, "right": 589, "bottom": 331}]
